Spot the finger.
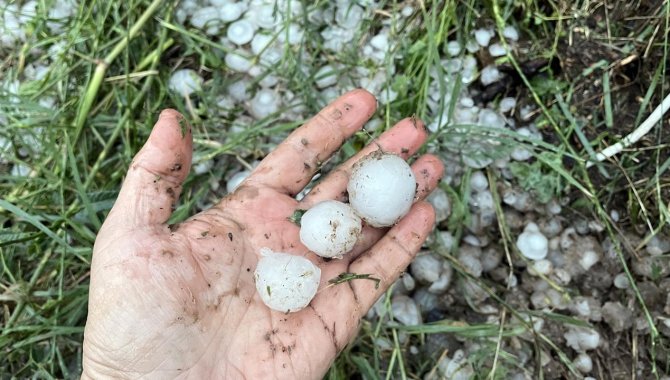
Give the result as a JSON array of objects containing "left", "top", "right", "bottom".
[
  {"left": 347, "top": 201, "right": 436, "bottom": 315},
  {"left": 247, "top": 89, "right": 376, "bottom": 196},
  {"left": 299, "top": 117, "right": 428, "bottom": 207},
  {"left": 108, "top": 109, "right": 193, "bottom": 227}
]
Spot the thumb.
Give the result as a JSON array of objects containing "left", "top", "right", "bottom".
[{"left": 107, "top": 109, "right": 193, "bottom": 227}]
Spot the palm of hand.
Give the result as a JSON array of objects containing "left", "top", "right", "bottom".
[{"left": 83, "top": 90, "right": 443, "bottom": 379}]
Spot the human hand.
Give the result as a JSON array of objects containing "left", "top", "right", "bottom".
[{"left": 82, "top": 89, "right": 444, "bottom": 379}]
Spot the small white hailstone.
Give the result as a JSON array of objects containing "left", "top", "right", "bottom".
[
  {"left": 459, "top": 252, "right": 483, "bottom": 277},
  {"left": 465, "top": 38, "right": 480, "bottom": 53},
  {"left": 24, "top": 64, "right": 50, "bottom": 82},
  {"left": 228, "top": 80, "right": 249, "bottom": 101},
  {"left": 488, "top": 43, "right": 507, "bottom": 57},
  {"left": 546, "top": 199, "right": 562, "bottom": 215},
  {"left": 191, "top": 6, "right": 220, "bottom": 32},
  {"left": 579, "top": 250, "right": 600, "bottom": 270},
  {"left": 335, "top": 3, "right": 363, "bottom": 29},
  {"left": 247, "top": 5, "right": 278, "bottom": 29},
  {"left": 225, "top": 50, "right": 253, "bottom": 72},
  {"left": 438, "top": 350, "right": 474, "bottom": 380},
  {"left": 602, "top": 301, "right": 633, "bottom": 332},
  {"left": 462, "top": 54, "right": 478, "bottom": 69},
  {"left": 499, "top": 97, "right": 517, "bottom": 113},
  {"left": 254, "top": 248, "right": 321, "bottom": 313},
  {"left": 401, "top": 6, "right": 413, "bottom": 17},
  {"left": 646, "top": 235, "right": 670, "bottom": 256},
  {"left": 348, "top": 152, "right": 416, "bottom": 227},
  {"left": 47, "top": 0, "right": 76, "bottom": 33},
  {"left": 520, "top": 104, "right": 535, "bottom": 120},
  {"left": 277, "top": 23, "right": 303, "bottom": 45},
  {"left": 613, "top": 273, "right": 629, "bottom": 289},
  {"left": 249, "top": 89, "right": 279, "bottom": 119},
  {"left": 470, "top": 171, "right": 488, "bottom": 192},
  {"left": 321, "top": 26, "right": 356, "bottom": 52},
  {"left": 226, "top": 170, "right": 251, "bottom": 193},
  {"left": 478, "top": 109, "right": 506, "bottom": 129},
  {"left": 529, "top": 259, "right": 553, "bottom": 276},
  {"left": 564, "top": 327, "right": 600, "bottom": 351},
  {"left": 227, "top": 19, "right": 255, "bottom": 45},
  {"left": 250, "top": 33, "right": 272, "bottom": 55},
  {"left": 401, "top": 273, "right": 415, "bottom": 292},
  {"left": 374, "top": 337, "right": 394, "bottom": 351},
  {"left": 410, "top": 252, "right": 441, "bottom": 283},
  {"left": 315, "top": 65, "right": 338, "bottom": 89},
  {"left": 369, "top": 33, "right": 389, "bottom": 51},
  {"left": 299, "top": 200, "right": 362, "bottom": 259},
  {"left": 11, "top": 163, "right": 31, "bottom": 177},
  {"left": 462, "top": 150, "right": 493, "bottom": 169},
  {"left": 219, "top": 2, "right": 244, "bottom": 22},
  {"left": 428, "top": 264, "right": 453, "bottom": 294},
  {"left": 502, "top": 25, "right": 520, "bottom": 41},
  {"left": 446, "top": 40, "right": 461, "bottom": 56},
  {"left": 460, "top": 96, "right": 474, "bottom": 108},
  {"left": 474, "top": 28, "right": 493, "bottom": 47},
  {"left": 193, "top": 160, "right": 213, "bottom": 175},
  {"left": 259, "top": 74, "right": 278, "bottom": 88},
  {"left": 480, "top": 65, "right": 502, "bottom": 86},
  {"left": 168, "top": 69, "right": 203, "bottom": 96},
  {"left": 379, "top": 87, "right": 398, "bottom": 104},
  {"left": 610, "top": 209, "right": 620, "bottom": 222},
  {"left": 517, "top": 223, "right": 549, "bottom": 260},
  {"left": 426, "top": 188, "right": 450, "bottom": 223},
  {"left": 391, "top": 295, "right": 421, "bottom": 325}
]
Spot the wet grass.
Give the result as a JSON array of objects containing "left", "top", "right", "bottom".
[{"left": 1, "top": 0, "right": 670, "bottom": 378}]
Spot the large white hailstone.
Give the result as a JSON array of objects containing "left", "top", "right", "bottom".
[
  {"left": 227, "top": 19, "right": 255, "bottom": 45},
  {"left": 168, "top": 69, "right": 202, "bottom": 96},
  {"left": 249, "top": 89, "right": 279, "bottom": 119},
  {"left": 564, "top": 326, "right": 600, "bottom": 351},
  {"left": 480, "top": 65, "right": 502, "bottom": 86},
  {"left": 226, "top": 170, "right": 251, "bottom": 193},
  {"left": 517, "top": 223, "right": 549, "bottom": 260},
  {"left": 315, "top": 65, "right": 338, "bottom": 89},
  {"left": 474, "top": 28, "right": 493, "bottom": 47},
  {"left": 335, "top": 3, "right": 363, "bottom": 29},
  {"left": 446, "top": 40, "right": 461, "bottom": 56},
  {"left": 499, "top": 97, "right": 517, "bottom": 113},
  {"left": 254, "top": 248, "right": 321, "bottom": 313},
  {"left": 503, "top": 25, "right": 520, "bottom": 41},
  {"left": 299, "top": 200, "right": 362, "bottom": 259},
  {"left": 225, "top": 50, "right": 253, "bottom": 72},
  {"left": 348, "top": 152, "right": 416, "bottom": 227},
  {"left": 219, "top": 2, "right": 244, "bottom": 22},
  {"left": 489, "top": 43, "right": 507, "bottom": 57}
]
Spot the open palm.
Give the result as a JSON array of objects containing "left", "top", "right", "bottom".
[{"left": 82, "top": 90, "right": 443, "bottom": 379}]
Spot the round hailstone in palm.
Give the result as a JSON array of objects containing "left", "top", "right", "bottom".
[
  {"left": 254, "top": 248, "right": 321, "bottom": 313},
  {"left": 227, "top": 19, "right": 255, "bottom": 45},
  {"left": 300, "top": 200, "right": 362, "bottom": 259},
  {"left": 168, "top": 69, "right": 203, "bottom": 96},
  {"left": 348, "top": 152, "right": 416, "bottom": 227}
]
